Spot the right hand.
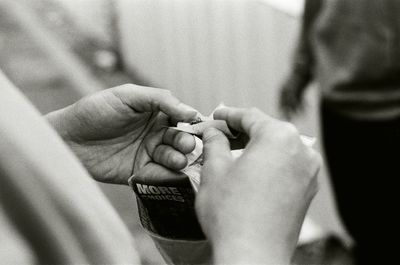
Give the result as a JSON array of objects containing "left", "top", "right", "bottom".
[{"left": 196, "top": 107, "right": 321, "bottom": 264}]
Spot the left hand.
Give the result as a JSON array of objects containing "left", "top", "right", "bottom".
[{"left": 47, "top": 84, "right": 198, "bottom": 185}]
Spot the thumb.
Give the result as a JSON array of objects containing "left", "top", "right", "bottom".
[{"left": 201, "top": 128, "right": 232, "bottom": 185}]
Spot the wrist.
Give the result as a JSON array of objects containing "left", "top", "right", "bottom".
[{"left": 212, "top": 234, "right": 291, "bottom": 265}]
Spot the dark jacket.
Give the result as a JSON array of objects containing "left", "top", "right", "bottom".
[{"left": 289, "top": 0, "right": 400, "bottom": 120}]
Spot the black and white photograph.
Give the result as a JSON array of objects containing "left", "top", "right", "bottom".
[{"left": 0, "top": 0, "right": 399, "bottom": 264}]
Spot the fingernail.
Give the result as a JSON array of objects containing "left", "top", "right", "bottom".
[
  {"left": 179, "top": 103, "right": 208, "bottom": 123},
  {"left": 177, "top": 103, "right": 198, "bottom": 118}
]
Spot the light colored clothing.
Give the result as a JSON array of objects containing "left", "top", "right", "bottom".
[{"left": 0, "top": 71, "right": 139, "bottom": 264}]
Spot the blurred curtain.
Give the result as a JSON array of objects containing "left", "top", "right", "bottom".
[{"left": 117, "top": 0, "right": 299, "bottom": 115}]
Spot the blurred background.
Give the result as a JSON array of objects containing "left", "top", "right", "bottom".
[{"left": 0, "top": 0, "right": 349, "bottom": 263}]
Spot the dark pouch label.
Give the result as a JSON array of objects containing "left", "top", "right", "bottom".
[{"left": 130, "top": 175, "right": 205, "bottom": 240}]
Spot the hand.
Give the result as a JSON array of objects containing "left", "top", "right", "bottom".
[
  {"left": 196, "top": 107, "right": 321, "bottom": 264},
  {"left": 47, "top": 84, "right": 197, "bottom": 185},
  {"left": 279, "top": 77, "right": 306, "bottom": 120}
]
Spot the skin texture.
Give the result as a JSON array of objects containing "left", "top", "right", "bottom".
[
  {"left": 196, "top": 107, "right": 322, "bottom": 264},
  {"left": 47, "top": 87, "right": 321, "bottom": 264},
  {"left": 46, "top": 84, "right": 197, "bottom": 185}
]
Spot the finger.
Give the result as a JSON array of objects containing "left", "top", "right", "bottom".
[
  {"left": 152, "top": 144, "right": 188, "bottom": 170},
  {"left": 162, "top": 128, "right": 196, "bottom": 154},
  {"left": 213, "top": 107, "right": 273, "bottom": 138},
  {"left": 201, "top": 128, "right": 232, "bottom": 185},
  {"left": 112, "top": 84, "right": 199, "bottom": 121},
  {"left": 144, "top": 128, "right": 167, "bottom": 160},
  {"left": 135, "top": 162, "right": 188, "bottom": 185}
]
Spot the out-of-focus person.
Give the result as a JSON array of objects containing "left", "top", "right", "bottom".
[{"left": 280, "top": 0, "right": 400, "bottom": 263}]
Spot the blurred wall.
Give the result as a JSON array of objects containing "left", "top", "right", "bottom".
[
  {"left": 117, "top": 0, "right": 297, "bottom": 114},
  {"left": 117, "top": 0, "right": 348, "bottom": 240}
]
